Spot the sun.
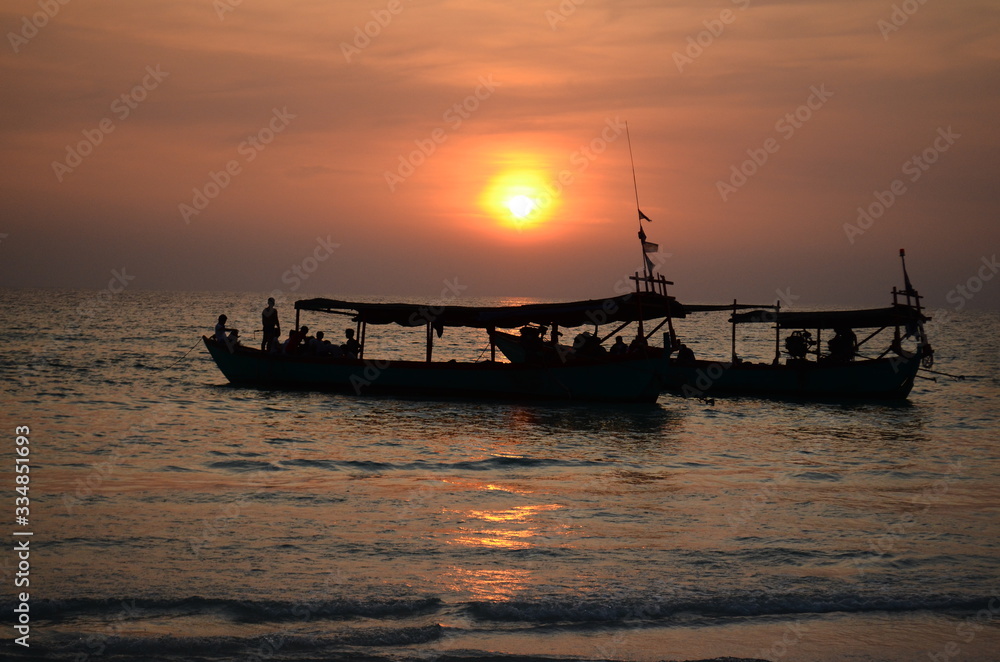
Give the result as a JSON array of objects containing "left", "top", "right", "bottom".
[
  {"left": 480, "top": 167, "right": 558, "bottom": 230},
  {"left": 505, "top": 194, "right": 537, "bottom": 219}
]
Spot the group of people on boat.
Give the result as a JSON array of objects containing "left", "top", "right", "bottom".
[
  {"left": 783, "top": 327, "right": 858, "bottom": 363},
  {"left": 212, "top": 298, "right": 361, "bottom": 359},
  {"left": 510, "top": 324, "right": 657, "bottom": 364}
]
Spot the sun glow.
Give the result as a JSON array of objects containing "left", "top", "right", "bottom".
[{"left": 480, "top": 166, "right": 559, "bottom": 231}]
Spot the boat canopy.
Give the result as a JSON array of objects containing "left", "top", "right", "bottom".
[
  {"left": 682, "top": 303, "right": 778, "bottom": 313},
  {"left": 295, "top": 292, "right": 686, "bottom": 329},
  {"left": 729, "top": 305, "right": 929, "bottom": 329}
]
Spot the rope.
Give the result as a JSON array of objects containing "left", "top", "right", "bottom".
[
  {"left": 919, "top": 367, "right": 969, "bottom": 381},
  {"left": 161, "top": 338, "right": 203, "bottom": 371}
]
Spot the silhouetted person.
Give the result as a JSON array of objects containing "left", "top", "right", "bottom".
[
  {"left": 828, "top": 327, "right": 857, "bottom": 362},
  {"left": 676, "top": 343, "right": 695, "bottom": 364},
  {"left": 284, "top": 325, "right": 309, "bottom": 354},
  {"left": 609, "top": 336, "right": 628, "bottom": 356},
  {"left": 261, "top": 297, "right": 280, "bottom": 351},
  {"left": 342, "top": 328, "right": 361, "bottom": 358},
  {"left": 628, "top": 334, "right": 648, "bottom": 354},
  {"left": 519, "top": 326, "right": 545, "bottom": 363},
  {"left": 214, "top": 314, "right": 239, "bottom": 352}
]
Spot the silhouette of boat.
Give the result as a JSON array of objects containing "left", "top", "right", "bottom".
[
  {"left": 203, "top": 292, "right": 685, "bottom": 403},
  {"left": 490, "top": 251, "right": 933, "bottom": 400}
]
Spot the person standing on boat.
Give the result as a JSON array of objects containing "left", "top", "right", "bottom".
[{"left": 261, "top": 297, "right": 281, "bottom": 351}]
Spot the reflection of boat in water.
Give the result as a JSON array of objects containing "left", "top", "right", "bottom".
[{"left": 203, "top": 294, "right": 684, "bottom": 404}]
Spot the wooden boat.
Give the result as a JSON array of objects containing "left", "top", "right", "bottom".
[
  {"left": 489, "top": 251, "right": 934, "bottom": 400},
  {"left": 659, "top": 250, "right": 932, "bottom": 400},
  {"left": 202, "top": 293, "right": 685, "bottom": 403},
  {"left": 661, "top": 303, "right": 930, "bottom": 400}
]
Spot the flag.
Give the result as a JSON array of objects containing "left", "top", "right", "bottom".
[
  {"left": 638, "top": 209, "right": 652, "bottom": 222},
  {"left": 644, "top": 253, "right": 655, "bottom": 276},
  {"left": 638, "top": 226, "right": 647, "bottom": 242},
  {"left": 642, "top": 241, "right": 658, "bottom": 253},
  {"left": 900, "top": 248, "right": 916, "bottom": 295}
]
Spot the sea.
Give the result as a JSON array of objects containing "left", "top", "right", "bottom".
[{"left": 1, "top": 288, "right": 998, "bottom": 662}]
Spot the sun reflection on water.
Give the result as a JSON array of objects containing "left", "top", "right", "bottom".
[
  {"left": 444, "top": 567, "right": 533, "bottom": 601},
  {"left": 447, "top": 503, "right": 565, "bottom": 550}
]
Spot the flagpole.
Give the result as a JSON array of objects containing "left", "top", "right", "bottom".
[{"left": 625, "top": 122, "right": 649, "bottom": 282}]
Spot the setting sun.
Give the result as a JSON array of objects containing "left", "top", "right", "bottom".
[
  {"left": 480, "top": 164, "right": 560, "bottom": 230},
  {"left": 505, "top": 194, "right": 537, "bottom": 219}
]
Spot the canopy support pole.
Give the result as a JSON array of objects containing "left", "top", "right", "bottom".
[
  {"left": 426, "top": 323, "right": 433, "bottom": 363},
  {"left": 856, "top": 326, "right": 887, "bottom": 350},
  {"left": 599, "top": 320, "right": 632, "bottom": 344},
  {"left": 773, "top": 301, "right": 781, "bottom": 364},
  {"left": 731, "top": 299, "right": 738, "bottom": 362}
]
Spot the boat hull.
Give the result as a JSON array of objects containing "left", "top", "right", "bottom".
[
  {"left": 659, "top": 353, "right": 922, "bottom": 400},
  {"left": 203, "top": 338, "right": 662, "bottom": 403}
]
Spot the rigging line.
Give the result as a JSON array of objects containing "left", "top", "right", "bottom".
[
  {"left": 161, "top": 338, "right": 203, "bottom": 371},
  {"left": 918, "top": 367, "right": 969, "bottom": 381},
  {"left": 625, "top": 121, "right": 641, "bottom": 222}
]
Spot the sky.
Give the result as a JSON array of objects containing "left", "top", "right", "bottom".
[{"left": 1, "top": 0, "right": 998, "bottom": 310}]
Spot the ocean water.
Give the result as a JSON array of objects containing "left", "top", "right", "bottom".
[{"left": 1, "top": 288, "right": 999, "bottom": 662}]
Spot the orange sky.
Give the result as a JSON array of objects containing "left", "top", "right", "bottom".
[{"left": 1, "top": 0, "right": 998, "bottom": 308}]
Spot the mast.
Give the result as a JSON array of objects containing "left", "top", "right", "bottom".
[{"left": 625, "top": 122, "right": 649, "bottom": 282}]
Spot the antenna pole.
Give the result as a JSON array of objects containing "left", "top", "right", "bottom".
[{"left": 626, "top": 122, "right": 641, "bottom": 225}]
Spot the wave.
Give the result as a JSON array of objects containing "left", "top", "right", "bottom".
[
  {"left": 20, "top": 627, "right": 445, "bottom": 662},
  {"left": 14, "top": 590, "right": 996, "bottom": 627},
  {"left": 19, "top": 595, "right": 443, "bottom": 623},
  {"left": 206, "top": 460, "right": 286, "bottom": 472},
  {"left": 466, "top": 590, "right": 997, "bottom": 623},
  {"left": 270, "top": 456, "right": 605, "bottom": 473}
]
